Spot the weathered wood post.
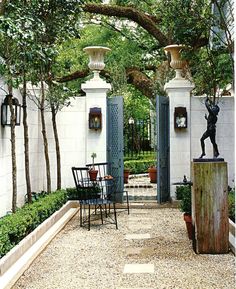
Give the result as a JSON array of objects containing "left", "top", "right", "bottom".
[{"left": 192, "top": 160, "right": 229, "bottom": 253}]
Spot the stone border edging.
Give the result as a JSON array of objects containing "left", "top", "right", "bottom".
[
  {"left": 0, "top": 201, "right": 79, "bottom": 289},
  {"left": 229, "top": 218, "right": 235, "bottom": 255}
]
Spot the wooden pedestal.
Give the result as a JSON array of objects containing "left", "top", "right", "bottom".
[{"left": 192, "top": 161, "right": 229, "bottom": 254}]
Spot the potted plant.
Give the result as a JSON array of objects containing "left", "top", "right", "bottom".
[
  {"left": 123, "top": 163, "right": 131, "bottom": 184},
  {"left": 179, "top": 185, "right": 193, "bottom": 240},
  {"left": 124, "top": 169, "right": 130, "bottom": 184},
  {"left": 88, "top": 153, "right": 98, "bottom": 181},
  {"left": 148, "top": 165, "right": 157, "bottom": 183}
]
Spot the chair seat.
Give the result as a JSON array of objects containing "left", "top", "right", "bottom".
[{"left": 80, "top": 198, "right": 113, "bottom": 205}]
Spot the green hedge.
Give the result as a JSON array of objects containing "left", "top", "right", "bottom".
[
  {"left": 66, "top": 186, "right": 101, "bottom": 200},
  {"left": 124, "top": 159, "right": 156, "bottom": 174},
  {"left": 0, "top": 190, "right": 67, "bottom": 258},
  {"left": 228, "top": 189, "right": 235, "bottom": 222}
]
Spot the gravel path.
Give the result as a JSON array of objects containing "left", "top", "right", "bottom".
[{"left": 13, "top": 208, "right": 235, "bottom": 289}]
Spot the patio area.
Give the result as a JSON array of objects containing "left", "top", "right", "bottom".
[
  {"left": 13, "top": 206, "right": 235, "bottom": 289},
  {"left": 125, "top": 174, "right": 157, "bottom": 201}
]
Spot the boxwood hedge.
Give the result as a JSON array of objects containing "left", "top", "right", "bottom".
[
  {"left": 0, "top": 190, "right": 67, "bottom": 258},
  {"left": 124, "top": 159, "right": 156, "bottom": 174}
]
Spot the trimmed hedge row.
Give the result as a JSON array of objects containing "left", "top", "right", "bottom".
[
  {"left": 124, "top": 159, "right": 156, "bottom": 174},
  {"left": 0, "top": 190, "right": 67, "bottom": 258},
  {"left": 228, "top": 189, "right": 235, "bottom": 222}
]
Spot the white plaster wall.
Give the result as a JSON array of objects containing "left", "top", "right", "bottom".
[
  {"left": 0, "top": 78, "right": 87, "bottom": 217},
  {"left": 191, "top": 96, "right": 235, "bottom": 187}
]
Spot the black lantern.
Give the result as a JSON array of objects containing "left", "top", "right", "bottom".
[
  {"left": 89, "top": 107, "right": 102, "bottom": 130},
  {"left": 174, "top": 107, "right": 187, "bottom": 129},
  {"left": 1, "top": 94, "right": 21, "bottom": 126}
]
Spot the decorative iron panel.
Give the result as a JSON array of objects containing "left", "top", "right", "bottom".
[
  {"left": 107, "top": 96, "right": 124, "bottom": 202},
  {"left": 156, "top": 95, "right": 170, "bottom": 203}
]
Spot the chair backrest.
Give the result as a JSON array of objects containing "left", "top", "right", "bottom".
[{"left": 72, "top": 167, "right": 90, "bottom": 188}]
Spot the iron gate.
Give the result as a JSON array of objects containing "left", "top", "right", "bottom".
[
  {"left": 124, "top": 118, "right": 156, "bottom": 158},
  {"left": 156, "top": 95, "right": 170, "bottom": 203},
  {"left": 107, "top": 96, "right": 124, "bottom": 202}
]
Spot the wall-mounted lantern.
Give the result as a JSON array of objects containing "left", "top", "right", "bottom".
[
  {"left": 174, "top": 107, "right": 187, "bottom": 129},
  {"left": 1, "top": 94, "right": 21, "bottom": 126},
  {"left": 89, "top": 107, "right": 102, "bottom": 130}
]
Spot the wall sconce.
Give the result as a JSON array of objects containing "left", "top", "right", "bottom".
[
  {"left": 128, "top": 117, "right": 134, "bottom": 125},
  {"left": 1, "top": 94, "right": 21, "bottom": 126},
  {"left": 174, "top": 107, "right": 187, "bottom": 129},
  {"left": 89, "top": 107, "right": 102, "bottom": 130}
]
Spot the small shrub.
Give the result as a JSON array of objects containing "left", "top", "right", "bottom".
[
  {"left": 66, "top": 186, "right": 101, "bottom": 200},
  {"left": 175, "top": 185, "right": 188, "bottom": 200},
  {"left": 228, "top": 189, "right": 235, "bottom": 222},
  {"left": 179, "top": 185, "right": 192, "bottom": 215}
]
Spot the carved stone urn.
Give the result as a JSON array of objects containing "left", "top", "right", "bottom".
[
  {"left": 83, "top": 46, "right": 111, "bottom": 80},
  {"left": 164, "top": 44, "right": 185, "bottom": 79}
]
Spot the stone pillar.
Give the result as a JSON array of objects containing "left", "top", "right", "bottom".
[
  {"left": 192, "top": 160, "right": 229, "bottom": 253},
  {"left": 81, "top": 46, "right": 111, "bottom": 165},
  {"left": 81, "top": 78, "right": 111, "bottom": 164},
  {"left": 165, "top": 78, "right": 194, "bottom": 198}
]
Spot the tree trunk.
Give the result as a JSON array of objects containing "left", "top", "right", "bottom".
[
  {"left": 51, "top": 104, "right": 61, "bottom": 190},
  {"left": 22, "top": 76, "right": 32, "bottom": 202},
  {"left": 8, "top": 92, "right": 17, "bottom": 213},
  {"left": 40, "top": 79, "right": 51, "bottom": 193}
]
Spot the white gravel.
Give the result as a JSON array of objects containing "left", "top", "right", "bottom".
[{"left": 13, "top": 208, "right": 235, "bottom": 289}]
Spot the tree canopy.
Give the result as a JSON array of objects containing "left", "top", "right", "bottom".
[{"left": 0, "top": 0, "right": 234, "bottom": 99}]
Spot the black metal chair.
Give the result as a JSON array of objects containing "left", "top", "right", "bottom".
[
  {"left": 86, "top": 162, "right": 130, "bottom": 214},
  {"left": 72, "top": 167, "right": 118, "bottom": 230}
]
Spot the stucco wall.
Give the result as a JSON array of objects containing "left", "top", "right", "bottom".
[
  {"left": 190, "top": 96, "right": 235, "bottom": 187},
  {"left": 0, "top": 83, "right": 87, "bottom": 217}
]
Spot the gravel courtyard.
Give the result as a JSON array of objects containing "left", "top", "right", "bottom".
[{"left": 13, "top": 207, "right": 235, "bottom": 289}]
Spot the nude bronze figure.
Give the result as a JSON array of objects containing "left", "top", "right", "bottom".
[{"left": 199, "top": 98, "right": 220, "bottom": 158}]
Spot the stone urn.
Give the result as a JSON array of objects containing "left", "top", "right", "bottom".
[
  {"left": 164, "top": 44, "right": 185, "bottom": 79},
  {"left": 83, "top": 46, "right": 111, "bottom": 80}
]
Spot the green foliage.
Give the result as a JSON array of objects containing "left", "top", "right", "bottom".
[
  {"left": 179, "top": 185, "right": 192, "bottom": 215},
  {"left": 124, "top": 152, "right": 156, "bottom": 161},
  {"left": 0, "top": 190, "right": 67, "bottom": 258},
  {"left": 124, "top": 159, "right": 156, "bottom": 174},
  {"left": 228, "top": 189, "right": 235, "bottom": 222},
  {"left": 123, "top": 87, "right": 151, "bottom": 124},
  {"left": 175, "top": 185, "right": 189, "bottom": 200},
  {"left": 66, "top": 186, "right": 101, "bottom": 200}
]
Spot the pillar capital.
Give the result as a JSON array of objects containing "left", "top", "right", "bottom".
[
  {"left": 81, "top": 78, "right": 111, "bottom": 94},
  {"left": 164, "top": 78, "right": 195, "bottom": 93}
]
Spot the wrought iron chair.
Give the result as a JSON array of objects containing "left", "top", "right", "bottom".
[
  {"left": 72, "top": 167, "right": 118, "bottom": 230},
  {"left": 86, "top": 162, "right": 130, "bottom": 214}
]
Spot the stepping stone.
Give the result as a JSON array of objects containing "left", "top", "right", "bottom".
[
  {"left": 123, "top": 264, "right": 154, "bottom": 274},
  {"left": 125, "top": 233, "right": 150, "bottom": 240}
]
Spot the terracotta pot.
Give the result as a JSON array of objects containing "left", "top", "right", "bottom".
[
  {"left": 124, "top": 169, "right": 130, "bottom": 184},
  {"left": 89, "top": 170, "right": 98, "bottom": 181},
  {"left": 148, "top": 167, "right": 157, "bottom": 183},
  {"left": 183, "top": 213, "right": 193, "bottom": 240}
]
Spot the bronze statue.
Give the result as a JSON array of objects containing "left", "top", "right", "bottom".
[{"left": 199, "top": 97, "right": 220, "bottom": 158}]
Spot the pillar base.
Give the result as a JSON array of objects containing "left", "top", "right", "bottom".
[{"left": 192, "top": 161, "right": 229, "bottom": 254}]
